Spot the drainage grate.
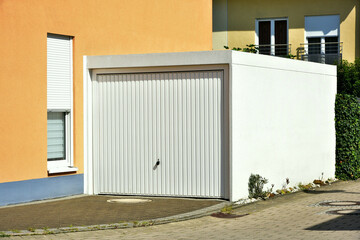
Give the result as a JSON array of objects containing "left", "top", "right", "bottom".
[
  {"left": 326, "top": 209, "right": 360, "bottom": 216},
  {"left": 211, "top": 213, "right": 249, "bottom": 218},
  {"left": 319, "top": 201, "right": 360, "bottom": 207}
]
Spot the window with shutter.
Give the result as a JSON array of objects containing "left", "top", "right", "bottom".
[
  {"left": 305, "top": 15, "right": 340, "bottom": 64},
  {"left": 47, "top": 33, "right": 76, "bottom": 174}
]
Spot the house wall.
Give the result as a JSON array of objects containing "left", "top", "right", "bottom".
[
  {"left": 0, "top": 0, "right": 212, "bottom": 190},
  {"left": 230, "top": 53, "right": 337, "bottom": 200},
  {"left": 213, "top": 0, "right": 228, "bottom": 50},
  {"left": 213, "top": 0, "right": 359, "bottom": 62}
]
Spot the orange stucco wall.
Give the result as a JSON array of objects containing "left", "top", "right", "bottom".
[{"left": 0, "top": 0, "right": 212, "bottom": 183}]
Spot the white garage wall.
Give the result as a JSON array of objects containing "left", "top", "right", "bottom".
[{"left": 230, "top": 53, "right": 336, "bottom": 201}]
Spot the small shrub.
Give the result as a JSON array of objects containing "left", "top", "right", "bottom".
[
  {"left": 248, "top": 174, "right": 268, "bottom": 199},
  {"left": 0, "top": 232, "right": 10, "bottom": 238},
  {"left": 224, "top": 45, "right": 258, "bottom": 54},
  {"left": 220, "top": 205, "right": 233, "bottom": 214},
  {"left": 266, "top": 184, "right": 274, "bottom": 194},
  {"left": 44, "top": 230, "right": 54, "bottom": 235},
  {"left": 286, "top": 54, "right": 296, "bottom": 59},
  {"left": 313, "top": 180, "right": 326, "bottom": 186},
  {"left": 140, "top": 221, "right": 150, "bottom": 227},
  {"left": 297, "top": 183, "right": 312, "bottom": 191},
  {"left": 242, "top": 44, "right": 258, "bottom": 53}
]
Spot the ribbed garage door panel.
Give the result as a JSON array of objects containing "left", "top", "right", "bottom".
[{"left": 92, "top": 70, "right": 224, "bottom": 198}]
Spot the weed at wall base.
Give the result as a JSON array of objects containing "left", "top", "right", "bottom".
[{"left": 248, "top": 174, "right": 268, "bottom": 199}]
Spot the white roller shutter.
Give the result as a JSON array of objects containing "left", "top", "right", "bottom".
[
  {"left": 47, "top": 33, "right": 72, "bottom": 110},
  {"left": 92, "top": 70, "right": 225, "bottom": 198},
  {"left": 305, "top": 15, "right": 340, "bottom": 38}
]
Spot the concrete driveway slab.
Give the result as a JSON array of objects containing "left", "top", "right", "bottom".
[{"left": 0, "top": 195, "right": 223, "bottom": 231}]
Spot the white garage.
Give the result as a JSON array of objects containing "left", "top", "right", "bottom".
[{"left": 84, "top": 51, "right": 336, "bottom": 201}]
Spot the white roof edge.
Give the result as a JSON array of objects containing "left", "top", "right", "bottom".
[
  {"left": 86, "top": 50, "right": 336, "bottom": 76},
  {"left": 86, "top": 50, "right": 232, "bottom": 69}
]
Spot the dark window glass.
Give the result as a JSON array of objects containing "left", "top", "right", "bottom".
[
  {"left": 308, "top": 38, "right": 321, "bottom": 54},
  {"left": 307, "top": 38, "right": 321, "bottom": 63},
  {"left": 325, "top": 37, "right": 339, "bottom": 54},
  {"left": 259, "top": 21, "right": 271, "bottom": 55},
  {"left": 325, "top": 37, "right": 339, "bottom": 64},
  {"left": 275, "top": 20, "right": 287, "bottom": 56}
]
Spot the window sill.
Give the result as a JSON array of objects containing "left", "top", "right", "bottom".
[{"left": 48, "top": 166, "right": 78, "bottom": 174}]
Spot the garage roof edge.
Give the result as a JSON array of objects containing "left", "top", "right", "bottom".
[
  {"left": 85, "top": 50, "right": 336, "bottom": 76},
  {"left": 86, "top": 50, "right": 232, "bottom": 69}
]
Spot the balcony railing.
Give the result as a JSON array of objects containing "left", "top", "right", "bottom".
[
  {"left": 297, "top": 42, "right": 343, "bottom": 64},
  {"left": 255, "top": 44, "right": 291, "bottom": 57}
]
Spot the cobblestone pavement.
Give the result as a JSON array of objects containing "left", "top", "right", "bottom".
[{"left": 8, "top": 180, "right": 360, "bottom": 240}]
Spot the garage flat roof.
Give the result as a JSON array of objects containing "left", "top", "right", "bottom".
[{"left": 85, "top": 50, "right": 336, "bottom": 76}]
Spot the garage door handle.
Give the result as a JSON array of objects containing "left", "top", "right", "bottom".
[{"left": 153, "top": 159, "right": 160, "bottom": 170}]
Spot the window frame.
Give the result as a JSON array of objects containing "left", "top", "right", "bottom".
[
  {"left": 255, "top": 17, "right": 289, "bottom": 56},
  {"left": 47, "top": 33, "right": 76, "bottom": 174},
  {"left": 47, "top": 110, "right": 72, "bottom": 170}
]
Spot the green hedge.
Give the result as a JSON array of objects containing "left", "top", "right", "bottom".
[{"left": 335, "top": 94, "right": 360, "bottom": 180}]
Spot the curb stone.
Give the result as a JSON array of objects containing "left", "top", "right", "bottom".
[{"left": 1, "top": 201, "right": 230, "bottom": 237}]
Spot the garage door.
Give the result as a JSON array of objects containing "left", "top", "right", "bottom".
[{"left": 92, "top": 70, "right": 225, "bottom": 198}]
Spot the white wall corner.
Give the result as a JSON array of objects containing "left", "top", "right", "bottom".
[{"left": 83, "top": 55, "right": 93, "bottom": 195}]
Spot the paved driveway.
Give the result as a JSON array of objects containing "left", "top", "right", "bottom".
[
  {"left": 0, "top": 196, "right": 221, "bottom": 231},
  {"left": 7, "top": 180, "right": 360, "bottom": 240}
]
